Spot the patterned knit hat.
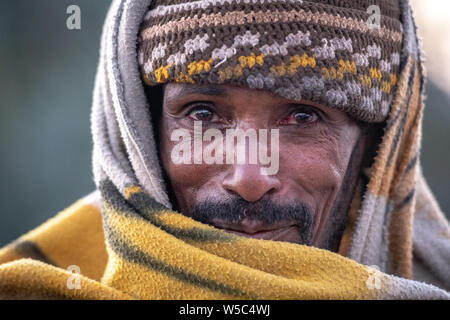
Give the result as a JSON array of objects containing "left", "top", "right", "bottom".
[{"left": 137, "top": 0, "right": 404, "bottom": 123}]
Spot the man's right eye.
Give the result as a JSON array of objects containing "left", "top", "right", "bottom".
[{"left": 187, "top": 106, "right": 217, "bottom": 122}]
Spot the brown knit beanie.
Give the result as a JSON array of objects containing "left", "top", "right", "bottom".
[{"left": 137, "top": 0, "right": 403, "bottom": 123}]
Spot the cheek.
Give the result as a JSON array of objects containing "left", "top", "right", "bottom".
[
  {"left": 159, "top": 132, "right": 225, "bottom": 213},
  {"left": 278, "top": 129, "right": 355, "bottom": 200}
]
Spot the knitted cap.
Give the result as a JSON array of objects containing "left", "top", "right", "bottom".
[{"left": 137, "top": 0, "right": 403, "bottom": 123}]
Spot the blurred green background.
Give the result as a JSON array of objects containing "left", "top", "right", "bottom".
[{"left": 0, "top": 1, "right": 449, "bottom": 246}]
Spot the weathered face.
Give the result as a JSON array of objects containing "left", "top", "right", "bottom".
[{"left": 156, "top": 83, "right": 368, "bottom": 252}]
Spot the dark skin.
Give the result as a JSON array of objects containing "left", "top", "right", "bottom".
[{"left": 155, "top": 83, "right": 374, "bottom": 252}]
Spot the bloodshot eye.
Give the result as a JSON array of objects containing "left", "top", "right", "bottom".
[
  {"left": 293, "top": 111, "right": 318, "bottom": 123},
  {"left": 282, "top": 109, "right": 320, "bottom": 126}
]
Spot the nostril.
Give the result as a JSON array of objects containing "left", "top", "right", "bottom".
[
  {"left": 222, "top": 164, "right": 281, "bottom": 202},
  {"left": 266, "top": 186, "right": 278, "bottom": 196}
]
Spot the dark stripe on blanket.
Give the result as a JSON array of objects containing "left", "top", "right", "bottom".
[
  {"left": 104, "top": 225, "right": 255, "bottom": 299},
  {"left": 405, "top": 152, "right": 418, "bottom": 174},
  {"left": 397, "top": 188, "right": 415, "bottom": 210},
  {"left": 12, "top": 240, "right": 56, "bottom": 266},
  {"left": 387, "top": 65, "right": 416, "bottom": 164},
  {"left": 386, "top": 108, "right": 406, "bottom": 165},
  {"left": 399, "top": 51, "right": 409, "bottom": 72},
  {"left": 99, "top": 180, "right": 237, "bottom": 243},
  {"left": 384, "top": 107, "right": 401, "bottom": 133},
  {"left": 404, "top": 85, "right": 423, "bottom": 145}
]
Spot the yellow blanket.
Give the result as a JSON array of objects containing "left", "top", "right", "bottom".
[{"left": 0, "top": 180, "right": 447, "bottom": 300}]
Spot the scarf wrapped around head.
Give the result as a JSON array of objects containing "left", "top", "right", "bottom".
[
  {"left": 3, "top": 0, "right": 447, "bottom": 300},
  {"left": 86, "top": 0, "right": 450, "bottom": 299}
]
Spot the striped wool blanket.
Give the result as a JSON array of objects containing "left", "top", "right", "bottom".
[
  {"left": 0, "top": 0, "right": 449, "bottom": 299},
  {"left": 0, "top": 180, "right": 448, "bottom": 299}
]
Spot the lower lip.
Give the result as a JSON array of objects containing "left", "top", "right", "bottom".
[{"left": 223, "top": 225, "right": 298, "bottom": 241}]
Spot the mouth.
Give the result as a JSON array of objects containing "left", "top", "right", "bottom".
[{"left": 211, "top": 220, "right": 300, "bottom": 242}]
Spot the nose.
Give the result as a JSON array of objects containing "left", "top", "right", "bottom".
[{"left": 222, "top": 163, "right": 281, "bottom": 202}]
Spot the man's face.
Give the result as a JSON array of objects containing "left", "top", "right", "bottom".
[{"left": 157, "top": 83, "right": 368, "bottom": 252}]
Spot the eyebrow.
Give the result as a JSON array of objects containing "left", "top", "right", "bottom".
[{"left": 168, "top": 84, "right": 228, "bottom": 102}]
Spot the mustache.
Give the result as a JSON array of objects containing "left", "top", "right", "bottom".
[{"left": 191, "top": 196, "right": 314, "bottom": 245}]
